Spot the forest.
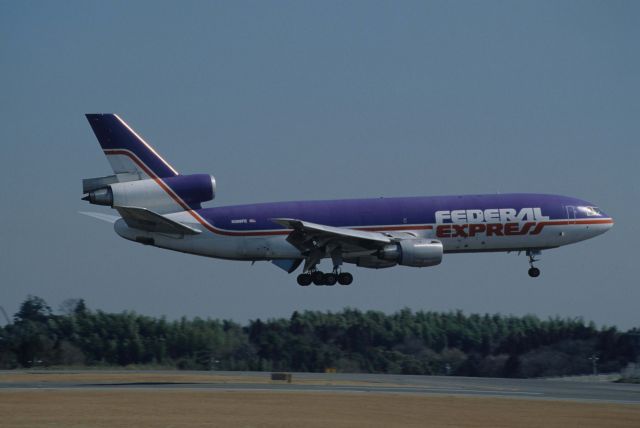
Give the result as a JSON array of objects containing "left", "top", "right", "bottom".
[{"left": 1, "top": 296, "right": 638, "bottom": 378}]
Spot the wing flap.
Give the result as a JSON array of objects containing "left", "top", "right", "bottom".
[{"left": 117, "top": 206, "right": 201, "bottom": 235}]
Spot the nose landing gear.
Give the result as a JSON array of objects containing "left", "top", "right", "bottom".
[{"left": 527, "top": 250, "right": 541, "bottom": 278}]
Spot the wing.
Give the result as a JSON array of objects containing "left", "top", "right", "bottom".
[
  {"left": 271, "top": 218, "right": 392, "bottom": 253},
  {"left": 271, "top": 218, "right": 397, "bottom": 272},
  {"left": 117, "top": 206, "right": 201, "bottom": 235}
]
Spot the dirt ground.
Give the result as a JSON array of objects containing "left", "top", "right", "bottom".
[{"left": 1, "top": 390, "right": 639, "bottom": 428}]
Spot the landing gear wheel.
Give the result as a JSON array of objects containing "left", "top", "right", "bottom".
[
  {"left": 323, "top": 273, "right": 337, "bottom": 286},
  {"left": 338, "top": 272, "right": 353, "bottom": 285},
  {"left": 312, "top": 271, "right": 325, "bottom": 286},
  {"left": 526, "top": 250, "right": 541, "bottom": 279},
  {"left": 297, "top": 274, "right": 312, "bottom": 286}
]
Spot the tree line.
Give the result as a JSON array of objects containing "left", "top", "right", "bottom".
[{"left": 1, "top": 296, "right": 638, "bottom": 378}]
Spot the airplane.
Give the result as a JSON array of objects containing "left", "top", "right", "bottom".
[{"left": 81, "top": 114, "right": 614, "bottom": 286}]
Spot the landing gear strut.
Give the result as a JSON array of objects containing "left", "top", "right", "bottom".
[
  {"left": 527, "top": 250, "right": 541, "bottom": 278},
  {"left": 297, "top": 246, "right": 354, "bottom": 286}
]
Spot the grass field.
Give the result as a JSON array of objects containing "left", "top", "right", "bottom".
[{"left": 2, "top": 390, "right": 640, "bottom": 428}]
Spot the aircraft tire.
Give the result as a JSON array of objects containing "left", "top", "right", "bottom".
[
  {"left": 324, "top": 273, "right": 337, "bottom": 286},
  {"left": 312, "top": 271, "right": 325, "bottom": 286},
  {"left": 528, "top": 267, "right": 540, "bottom": 278},
  {"left": 338, "top": 272, "right": 353, "bottom": 285},
  {"left": 297, "top": 274, "right": 312, "bottom": 286}
]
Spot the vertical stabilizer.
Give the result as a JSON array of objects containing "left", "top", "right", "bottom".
[{"left": 85, "top": 114, "right": 178, "bottom": 179}]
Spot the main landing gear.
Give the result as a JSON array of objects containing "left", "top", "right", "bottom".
[
  {"left": 297, "top": 247, "right": 353, "bottom": 286},
  {"left": 527, "top": 250, "right": 541, "bottom": 278},
  {"left": 296, "top": 270, "right": 353, "bottom": 286}
]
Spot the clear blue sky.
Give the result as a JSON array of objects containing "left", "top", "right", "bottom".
[{"left": 1, "top": 1, "right": 638, "bottom": 327}]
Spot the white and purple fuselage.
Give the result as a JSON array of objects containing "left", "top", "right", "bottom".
[
  {"left": 82, "top": 114, "right": 613, "bottom": 283},
  {"left": 118, "top": 194, "right": 612, "bottom": 260}
]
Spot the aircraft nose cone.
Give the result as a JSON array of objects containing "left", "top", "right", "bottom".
[
  {"left": 599, "top": 211, "right": 614, "bottom": 235},
  {"left": 601, "top": 209, "right": 614, "bottom": 227}
]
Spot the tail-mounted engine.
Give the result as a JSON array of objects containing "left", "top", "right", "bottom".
[
  {"left": 378, "top": 239, "right": 443, "bottom": 267},
  {"left": 82, "top": 173, "right": 216, "bottom": 213}
]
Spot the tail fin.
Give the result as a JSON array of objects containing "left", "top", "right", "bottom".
[{"left": 85, "top": 114, "right": 178, "bottom": 179}]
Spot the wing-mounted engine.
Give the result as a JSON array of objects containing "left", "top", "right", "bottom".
[
  {"left": 82, "top": 173, "right": 216, "bottom": 213},
  {"left": 377, "top": 239, "right": 443, "bottom": 267},
  {"left": 271, "top": 218, "right": 444, "bottom": 286},
  {"left": 350, "top": 256, "right": 398, "bottom": 269}
]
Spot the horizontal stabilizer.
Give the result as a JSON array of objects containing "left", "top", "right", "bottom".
[
  {"left": 78, "top": 211, "right": 120, "bottom": 224},
  {"left": 117, "top": 206, "right": 201, "bottom": 235}
]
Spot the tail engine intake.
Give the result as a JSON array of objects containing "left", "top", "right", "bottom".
[{"left": 82, "top": 173, "right": 216, "bottom": 213}]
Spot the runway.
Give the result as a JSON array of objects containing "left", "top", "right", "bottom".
[{"left": 1, "top": 370, "right": 639, "bottom": 404}]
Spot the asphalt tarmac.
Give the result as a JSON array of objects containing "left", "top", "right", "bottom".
[{"left": 1, "top": 371, "right": 639, "bottom": 404}]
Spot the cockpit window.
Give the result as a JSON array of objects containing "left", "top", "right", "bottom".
[{"left": 577, "top": 206, "right": 603, "bottom": 217}]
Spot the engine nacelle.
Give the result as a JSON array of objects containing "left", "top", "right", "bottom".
[
  {"left": 351, "top": 256, "right": 398, "bottom": 269},
  {"left": 83, "top": 174, "right": 216, "bottom": 213},
  {"left": 378, "top": 239, "right": 443, "bottom": 267}
]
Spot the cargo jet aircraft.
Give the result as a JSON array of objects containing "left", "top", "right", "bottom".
[{"left": 81, "top": 114, "right": 614, "bottom": 286}]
